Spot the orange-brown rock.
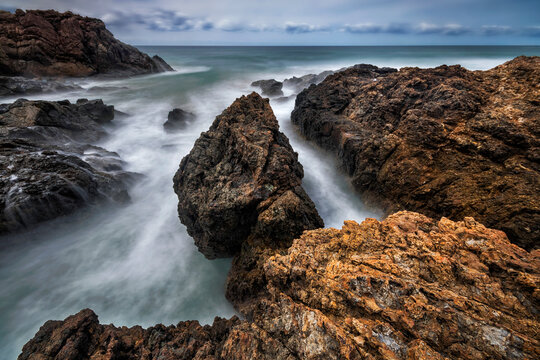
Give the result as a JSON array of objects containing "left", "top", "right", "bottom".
[
  {"left": 21, "top": 212, "right": 540, "bottom": 359},
  {"left": 0, "top": 9, "right": 173, "bottom": 77},
  {"left": 292, "top": 56, "right": 540, "bottom": 250}
]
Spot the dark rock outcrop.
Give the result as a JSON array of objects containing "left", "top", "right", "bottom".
[
  {"left": 0, "top": 9, "right": 174, "bottom": 77},
  {"left": 0, "top": 76, "right": 81, "bottom": 97},
  {"left": 251, "top": 79, "right": 284, "bottom": 97},
  {"left": 0, "top": 98, "right": 133, "bottom": 234},
  {"left": 163, "top": 108, "right": 196, "bottom": 132},
  {"left": 283, "top": 70, "right": 334, "bottom": 93},
  {"left": 173, "top": 92, "right": 323, "bottom": 258},
  {"left": 18, "top": 309, "right": 294, "bottom": 360},
  {"left": 21, "top": 212, "right": 540, "bottom": 359},
  {"left": 292, "top": 57, "right": 540, "bottom": 250}
]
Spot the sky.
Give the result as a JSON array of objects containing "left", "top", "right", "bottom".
[{"left": 2, "top": 0, "right": 539, "bottom": 45}]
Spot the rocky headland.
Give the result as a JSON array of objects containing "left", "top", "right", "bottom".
[
  {"left": 0, "top": 9, "right": 173, "bottom": 82},
  {"left": 292, "top": 56, "right": 539, "bottom": 250},
  {"left": 0, "top": 98, "right": 134, "bottom": 235},
  {"left": 17, "top": 57, "right": 540, "bottom": 359}
]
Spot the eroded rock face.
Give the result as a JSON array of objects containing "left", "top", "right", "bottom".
[
  {"left": 0, "top": 9, "right": 174, "bottom": 77},
  {"left": 0, "top": 98, "right": 133, "bottom": 235},
  {"left": 292, "top": 57, "right": 540, "bottom": 250},
  {"left": 21, "top": 212, "right": 540, "bottom": 359},
  {"left": 233, "top": 211, "right": 540, "bottom": 360},
  {"left": 173, "top": 92, "right": 323, "bottom": 258}
]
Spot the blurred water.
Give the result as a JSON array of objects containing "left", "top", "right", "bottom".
[{"left": 1, "top": 45, "right": 539, "bottom": 359}]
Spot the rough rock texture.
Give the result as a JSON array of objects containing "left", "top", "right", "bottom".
[
  {"left": 292, "top": 57, "right": 540, "bottom": 250},
  {"left": 251, "top": 79, "right": 284, "bottom": 97},
  {"left": 21, "top": 212, "right": 540, "bottom": 359},
  {"left": 0, "top": 76, "right": 81, "bottom": 96},
  {"left": 0, "top": 98, "right": 133, "bottom": 234},
  {"left": 228, "top": 211, "right": 540, "bottom": 360},
  {"left": 173, "top": 92, "right": 323, "bottom": 258},
  {"left": 0, "top": 9, "right": 173, "bottom": 77},
  {"left": 163, "top": 108, "right": 196, "bottom": 132},
  {"left": 18, "top": 309, "right": 295, "bottom": 360}
]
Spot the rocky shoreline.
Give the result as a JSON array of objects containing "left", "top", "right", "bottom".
[
  {"left": 0, "top": 98, "right": 136, "bottom": 235},
  {"left": 18, "top": 56, "right": 540, "bottom": 359},
  {"left": 0, "top": 13, "right": 537, "bottom": 358}
]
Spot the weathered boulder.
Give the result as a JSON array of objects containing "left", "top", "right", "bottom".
[
  {"left": 0, "top": 9, "right": 174, "bottom": 77},
  {"left": 173, "top": 92, "right": 323, "bottom": 258},
  {"left": 21, "top": 212, "right": 540, "bottom": 359},
  {"left": 251, "top": 79, "right": 284, "bottom": 97},
  {"left": 292, "top": 56, "right": 540, "bottom": 250},
  {"left": 163, "top": 108, "right": 196, "bottom": 132},
  {"left": 0, "top": 98, "right": 133, "bottom": 235}
]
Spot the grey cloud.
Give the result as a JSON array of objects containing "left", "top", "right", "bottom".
[
  {"left": 343, "top": 23, "right": 411, "bottom": 34},
  {"left": 284, "top": 23, "right": 330, "bottom": 34},
  {"left": 102, "top": 10, "right": 213, "bottom": 32},
  {"left": 481, "top": 25, "right": 515, "bottom": 36},
  {"left": 416, "top": 23, "right": 471, "bottom": 36}
]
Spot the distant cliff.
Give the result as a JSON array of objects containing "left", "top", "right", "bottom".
[{"left": 0, "top": 9, "right": 173, "bottom": 77}]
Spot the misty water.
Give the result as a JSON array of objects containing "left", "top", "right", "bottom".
[{"left": 1, "top": 46, "right": 539, "bottom": 359}]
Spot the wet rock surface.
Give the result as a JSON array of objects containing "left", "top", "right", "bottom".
[
  {"left": 173, "top": 92, "right": 323, "bottom": 258},
  {"left": 20, "top": 212, "right": 540, "bottom": 359},
  {"left": 0, "top": 98, "right": 133, "bottom": 235},
  {"left": 292, "top": 57, "right": 540, "bottom": 250},
  {"left": 0, "top": 76, "right": 82, "bottom": 97},
  {"left": 163, "top": 108, "right": 196, "bottom": 132},
  {"left": 251, "top": 79, "right": 284, "bottom": 97},
  {"left": 0, "top": 9, "right": 174, "bottom": 77}
]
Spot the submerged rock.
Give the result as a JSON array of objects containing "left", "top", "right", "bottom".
[
  {"left": 173, "top": 92, "right": 323, "bottom": 258},
  {"left": 292, "top": 56, "right": 540, "bottom": 250},
  {"left": 251, "top": 79, "right": 284, "bottom": 97},
  {"left": 163, "top": 108, "right": 196, "bottom": 132},
  {"left": 0, "top": 9, "right": 174, "bottom": 77},
  {"left": 0, "top": 98, "right": 133, "bottom": 235},
  {"left": 21, "top": 212, "right": 540, "bottom": 359},
  {"left": 0, "top": 76, "right": 82, "bottom": 97}
]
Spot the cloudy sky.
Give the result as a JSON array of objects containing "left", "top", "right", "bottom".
[{"left": 2, "top": 0, "right": 539, "bottom": 45}]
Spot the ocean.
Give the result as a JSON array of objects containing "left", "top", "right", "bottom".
[{"left": 1, "top": 45, "right": 539, "bottom": 359}]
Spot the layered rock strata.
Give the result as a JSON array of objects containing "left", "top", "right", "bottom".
[
  {"left": 0, "top": 9, "right": 173, "bottom": 77},
  {"left": 0, "top": 98, "right": 132, "bottom": 234},
  {"left": 292, "top": 56, "right": 540, "bottom": 250},
  {"left": 173, "top": 92, "right": 323, "bottom": 258}
]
